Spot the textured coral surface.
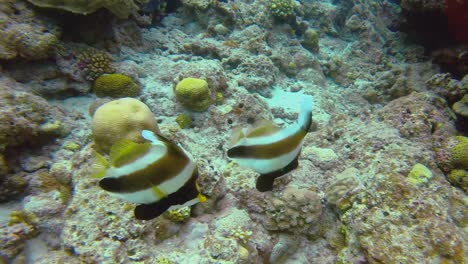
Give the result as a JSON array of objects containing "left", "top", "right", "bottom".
[{"left": 0, "top": 0, "right": 466, "bottom": 263}]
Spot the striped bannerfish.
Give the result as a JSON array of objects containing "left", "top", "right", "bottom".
[
  {"left": 92, "top": 130, "right": 207, "bottom": 220},
  {"left": 226, "top": 95, "right": 313, "bottom": 192}
]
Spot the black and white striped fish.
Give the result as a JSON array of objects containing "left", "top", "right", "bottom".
[
  {"left": 227, "top": 95, "right": 313, "bottom": 192},
  {"left": 92, "top": 130, "right": 207, "bottom": 220}
]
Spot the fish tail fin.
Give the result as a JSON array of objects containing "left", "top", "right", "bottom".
[
  {"left": 298, "top": 94, "right": 313, "bottom": 132},
  {"left": 256, "top": 174, "right": 276, "bottom": 192},
  {"left": 91, "top": 151, "right": 109, "bottom": 178}
]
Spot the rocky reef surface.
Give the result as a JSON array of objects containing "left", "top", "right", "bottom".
[{"left": 0, "top": 0, "right": 466, "bottom": 263}]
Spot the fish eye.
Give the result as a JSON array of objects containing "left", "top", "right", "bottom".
[
  {"left": 227, "top": 118, "right": 233, "bottom": 124},
  {"left": 247, "top": 117, "right": 255, "bottom": 124}
]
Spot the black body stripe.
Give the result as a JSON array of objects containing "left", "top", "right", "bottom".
[
  {"left": 99, "top": 143, "right": 190, "bottom": 193},
  {"left": 227, "top": 129, "right": 306, "bottom": 159},
  {"left": 133, "top": 168, "right": 200, "bottom": 220}
]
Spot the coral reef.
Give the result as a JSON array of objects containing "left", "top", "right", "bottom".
[
  {"left": 91, "top": 98, "right": 160, "bottom": 153},
  {"left": 0, "top": 0, "right": 466, "bottom": 263},
  {"left": 325, "top": 167, "right": 364, "bottom": 211},
  {"left": 27, "top": 0, "right": 140, "bottom": 19},
  {"left": 302, "top": 28, "right": 320, "bottom": 53},
  {"left": 0, "top": 1, "right": 60, "bottom": 60},
  {"left": 378, "top": 92, "right": 453, "bottom": 141},
  {"left": 175, "top": 78, "right": 212, "bottom": 112},
  {"left": 0, "top": 211, "right": 39, "bottom": 259},
  {"left": 425, "top": 73, "right": 467, "bottom": 104},
  {"left": 262, "top": 186, "right": 323, "bottom": 237},
  {"left": 93, "top": 74, "right": 140, "bottom": 98},
  {"left": 436, "top": 136, "right": 468, "bottom": 173},
  {"left": 453, "top": 94, "right": 468, "bottom": 117},
  {"left": 0, "top": 77, "right": 68, "bottom": 153}
]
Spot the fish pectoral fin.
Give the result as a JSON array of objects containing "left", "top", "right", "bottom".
[
  {"left": 134, "top": 200, "right": 172, "bottom": 220},
  {"left": 256, "top": 174, "right": 276, "bottom": 192},
  {"left": 91, "top": 151, "right": 109, "bottom": 178},
  {"left": 228, "top": 126, "right": 246, "bottom": 147},
  {"left": 246, "top": 119, "right": 281, "bottom": 138},
  {"left": 110, "top": 139, "right": 152, "bottom": 167}
]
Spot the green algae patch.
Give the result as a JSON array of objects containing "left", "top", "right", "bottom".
[{"left": 407, "top": 163, "right": 433, "bottom": 186}]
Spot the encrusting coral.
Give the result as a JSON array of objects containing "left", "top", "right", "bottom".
[
  {"left": 91, "top": 98, "right": 160, "bottom": 153},
  {"left": 93, "top": 74, "right": 140, "bottom": 98}
]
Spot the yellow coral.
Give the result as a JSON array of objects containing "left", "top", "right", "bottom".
[
  {"left": 156, "top": 256, "right": 174, "bottom": 264},
  {"left": 175, "top": 113, "right": 192, "bottom": 129},
  {"left": 91, "top": 98, "right": 159, "bottom": 153},
  {"left": 175, "top": 78, "right": 212, "bottom": 112},
  {"left": 229, "top": 227, "right": 252, "bottom": 244},
  {"left": 94, "top": 74, "right": 140, "bottom": 98},
  {"left": 166, "top": 207, "right": 191, "bottom": 222},
  {"left": 452, "top": 136, "right": 468, "bottom": 169},
  {"left": 447, "top": 169, "right": 467, "bottom": 192},
  {"left": 407, "top": 163, "right": 433, "bottom": 186}
]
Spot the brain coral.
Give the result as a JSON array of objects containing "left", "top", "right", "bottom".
[
  {"left": 91, "top": 98, "right": 160, "bottom": 153},
  {"left": 27, "top": 0, "right": 139, "bottom": 19}
]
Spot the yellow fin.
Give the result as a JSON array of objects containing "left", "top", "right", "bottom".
[
  {"left": 152, "top": 185, "right": 167, "bottom": 199},
  {"left": 245, "top": 119, "right": 281, "bottom": 138},
  {"left": 109, "top": 139, "right": 152, "bottom": 167},
  {"left": 91, "top": 151, "right": 109, "bottom": 178},
  {"left": 196, "top": 182, "right": 207, "bottom": 203},
  {"left": 228, "top": 126, "right": 246, "bottom": 146},
  {"left": 198, "top": 193, "right": 207, "bottom": 203}
]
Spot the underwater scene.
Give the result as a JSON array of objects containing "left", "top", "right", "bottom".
[{"left": 0, "top": 0, "right": 467, "bottom": 263}]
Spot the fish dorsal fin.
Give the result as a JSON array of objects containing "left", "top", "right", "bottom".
[
  {"left": 245, "top": 119, "right": 281, "bottom": 138},
  {"left": 228, "top": 126, "right": 246, "bottom": 146},
  {"left": 110, "top": 139, "right": 152, "bottom": 167},
  {"left": 142, "top": 130, "right": 174, "bottom": 147}
]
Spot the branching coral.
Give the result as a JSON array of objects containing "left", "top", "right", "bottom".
[
  {"left": 269, "top": 0, "right": 296, "bottom": 19},
  {"left": 77, "top": 48, "right": 115, "bottom": 81}
]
